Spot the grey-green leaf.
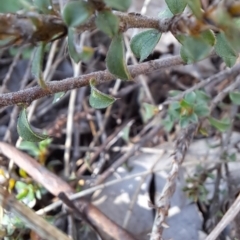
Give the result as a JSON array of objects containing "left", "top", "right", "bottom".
[
  {"left": 17, "top": 108, "right": 48, "bottom": 142},
  {"left": 187, "top": 0, "right": 202, "bottom": 19},
  {"left": 68, "top": 28, "right": 81, "bottom": 63},
  {"left": 33, "top": 0, "right": 53, "bottom": 14},
  {"left": 184, "top": 92, "right": 196, "bottom": 104},
  {"left": 68, "top": 28, "right": 94, "bottom": 63},
  {"left": 208, "top": 117, "right": 231, "bottom": 132},
  {"left": 89, "top": 79, "right": 116, "bottom": 109},
  {"left": 106, "top": 33, "right": 131, "bottom": 80},
  {"left": 180, "top": 34, "right": 212, "bottom": 63},
  {"left": 53, "top": 92, "right": 66, "bottom": 103},
  {"left": 62, "top": 1, "right": 93, "bottom": 27},
  {"left": 165, "top": 0, "right": 187, "bottom": 14},
  {"left": 0, "top": 0, "right": 24, "bottom": 13},
  {"left": 103, "top": 0, "right": 131, "bottom": 11},
  {"left": 194, "top": 104, "right": 209, "bottom": 117},
  {"left": 130, "top": 29, "right": 161, "bottom": 62},
  {"left": 230, "top": 91, "right": 240, "bottom": 105},
  {"left": 95, "top": 10, "right": 119, "bottom": 37},
  {"left": 215, "top": 32, "right": 237, "bottom": 67},
  {"left": 32, "top": 42, "right": 47, "bottom": 88}
]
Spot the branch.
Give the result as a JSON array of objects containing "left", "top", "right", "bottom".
[
  {"left": 0, "top": 186, "right": 71, "bottom": 240},
  {"left": 0, "top": 142, "right": 136, "bottom": 240},
  {"left": 150, "top": 124, "right": 197, "bottom": 240},
  {"left": 0, "top": 55, "right": 183, "bottom": 108}
]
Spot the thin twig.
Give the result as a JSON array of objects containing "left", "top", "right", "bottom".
[
  {"left": 0, "top": 142, "right": 136, "bottom": 240},
  {"left": 164, "top": 63, "right": 240, "bottom": 105},
  {"left": 0, "top": 186, "right": 71, "bottom": 240},
  {"left": 206, "top": 193, "right": 240, "bottom": 240},
  {"left": 95, "top": 125, "right": 162, "bottom": 185},
  {"left": 150, "top": 124, "right": 197, "bottom": 240}
]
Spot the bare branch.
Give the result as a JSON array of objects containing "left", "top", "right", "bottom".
[
  {"left": 150, "top": 124, "right": 197, "bottom": 240},
  {"left": 0, "top": 186, "right": 71, "bottom": 240},
  {"left": 0, "top": 142, "right": 137, "bottom": 240},
  {"left": 0, "top": 55, "right": 183, "bottom": 108}
]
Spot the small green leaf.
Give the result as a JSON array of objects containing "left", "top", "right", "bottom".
[
  {"left": 0, "top": 0, "right": 24, "bottom": 13},
  {"left": 180, "top": 116, "right": 190, "bottom": 128},
  {"left": 141, "top": 102, "right": 158, "bottom": 123},
  {"left": 18, "top": 141, "right": 40, "bottom": 157},
  {"left": 194, "top": 104, "right": 209, "bottom": 117},
  {"left": 103, "top": 0, "right": 131, "bottom": 11},
  {"left": 208, "top": 117, "right": 231, "bottom": 132},
  {"left": 188, "top": 113, "right": 199, "bottom": 123},
  {"left": 165, "top": 0, "right": 187, "bottom": 14},
  {"left": 195, "top": 90, "right": 210, "bottom": 103},
  {"left": 230, "top": 91, "right": 240, "bottom": 105},
  {"left": 68, "top": 28, "right": 94, "bottom": 63},
  {"left": 201, "top": 29, "right": 215, "bottom": 46},
  {"left": 215, "top": 32, "right": 237, "bottom": 67},
  {"left": 106, "top": 33, "right": 131, "bottom": 80},
  {"left": 130, "top": 29, "right": 162, "bottom": 62},
  {"left": 53, "top": 91, "right": 66, "bottom": 103},
  {"left": 158, "top": 7, "right": 174, "bottom": 19},
  {"left": 17, "top": 108, "right": 48, "bottom": 142},
  {"left": 180, "top": 99, "right": 193, "bottom": 108},
  {"left": 184, "top": 92, "right": 196, "bottom": 104},
  {"left": 163, "top": 117, "right": 174, "bottom": 132},
  {"left": 62, "top": 1, "right": 93, "bottom": 27},
  {"left": 180, "top": 34, "right": 212, "bottom": 63},
  {"left": 169, "top": 90, "right": 182, "bottom": 97},
  {"left": 32, "top": 42, "right": 47, "bottom": 88},
  {"left": 16, "top": 188, "right": 29, "bottom": 200},
  {"left": 89, "top": 79, "right": 116, "bottom": 109},
  {"left": 121, "top": 125, "right": 131, "bottom": 142},
  {"left": 168, "top": 103, "right": 181, "bottom": 119},
  {"left": 187, "top": 0, "right": 202, "bottom": 19},
  {"left": 68, "top": 28, "right": 81, "bottom": 63},
  {"left": 95, "top": 10, "right": 119, "bottom": 37},
  {"left": 33, "top": 0, "right": 53, "bottom": 14}
]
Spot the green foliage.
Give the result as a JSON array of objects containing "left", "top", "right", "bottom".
[
  {"left": 164, "top": 91, "right": 210, "bottom": 130},
  {"left": 62, "top": 1, "right": 93, "bottom": 27},
  {"left": 89, "top": 79, "right": 116, "bottom": 109},
  {"left": 208, "top": 117, "right": 231, "bottom": 132},
  {"left": 18, "top": 138, "right": 52, "bottom": 160},
  {"left": 141, "top": 102, "right": 158, "bottom": 123},
  {"left": 2, "top": 213, "right": 26, "bottom": 236},
  {"left": 187, "top": 0, "right": 202, "bottom": 19},
  {"left": 68, "top": 28, "right": 94, "bottom": 63},
  {"left": 0, "top": 0, "right": 24, "bottom": 13},
  {"left": 130, "top": 29, "right": 162, "bottom": 62},
  {"left": 179, "top": 30, "right": 215, "bottom": 63},
  {"left": 165, "top": 0, "right": 187, "bottom": 14},
  {"left": 33, "top": 0, "right": 53, "bottom": 14},
  {"left": 15, "top": 181, "right": 37, "bottom": 207},
  {"left": 106, "top": 33, "right": 131, "bottom": 80},
  {"left": 121, "top": 124, "right": 131, "bottom": 142},
  {"left": 10, "top": 47, "right": 33, "bottom": 60},
  {"left": 158, "top": 7, "right": 174, "bottom": 19},
  {"left": 17, "top": 108, "right": 48, "bottom": 142},
  {"left": 215, "top": 32, "right": 237, "bottom": 67},
  {"left": 230, "top": 91, "right": 240, "bottom": 105},
  {"left": 53, "top": 91, "right": 66, "bottom": 103},
  {"left": 32, "top": 42, "right": 47, "bottom": 88},
  {"left": 95, "top": 10, "right": 119, "bottom": 38},
  {"left": 103, "top": 0, "right": 131, "bottom": 11}
]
